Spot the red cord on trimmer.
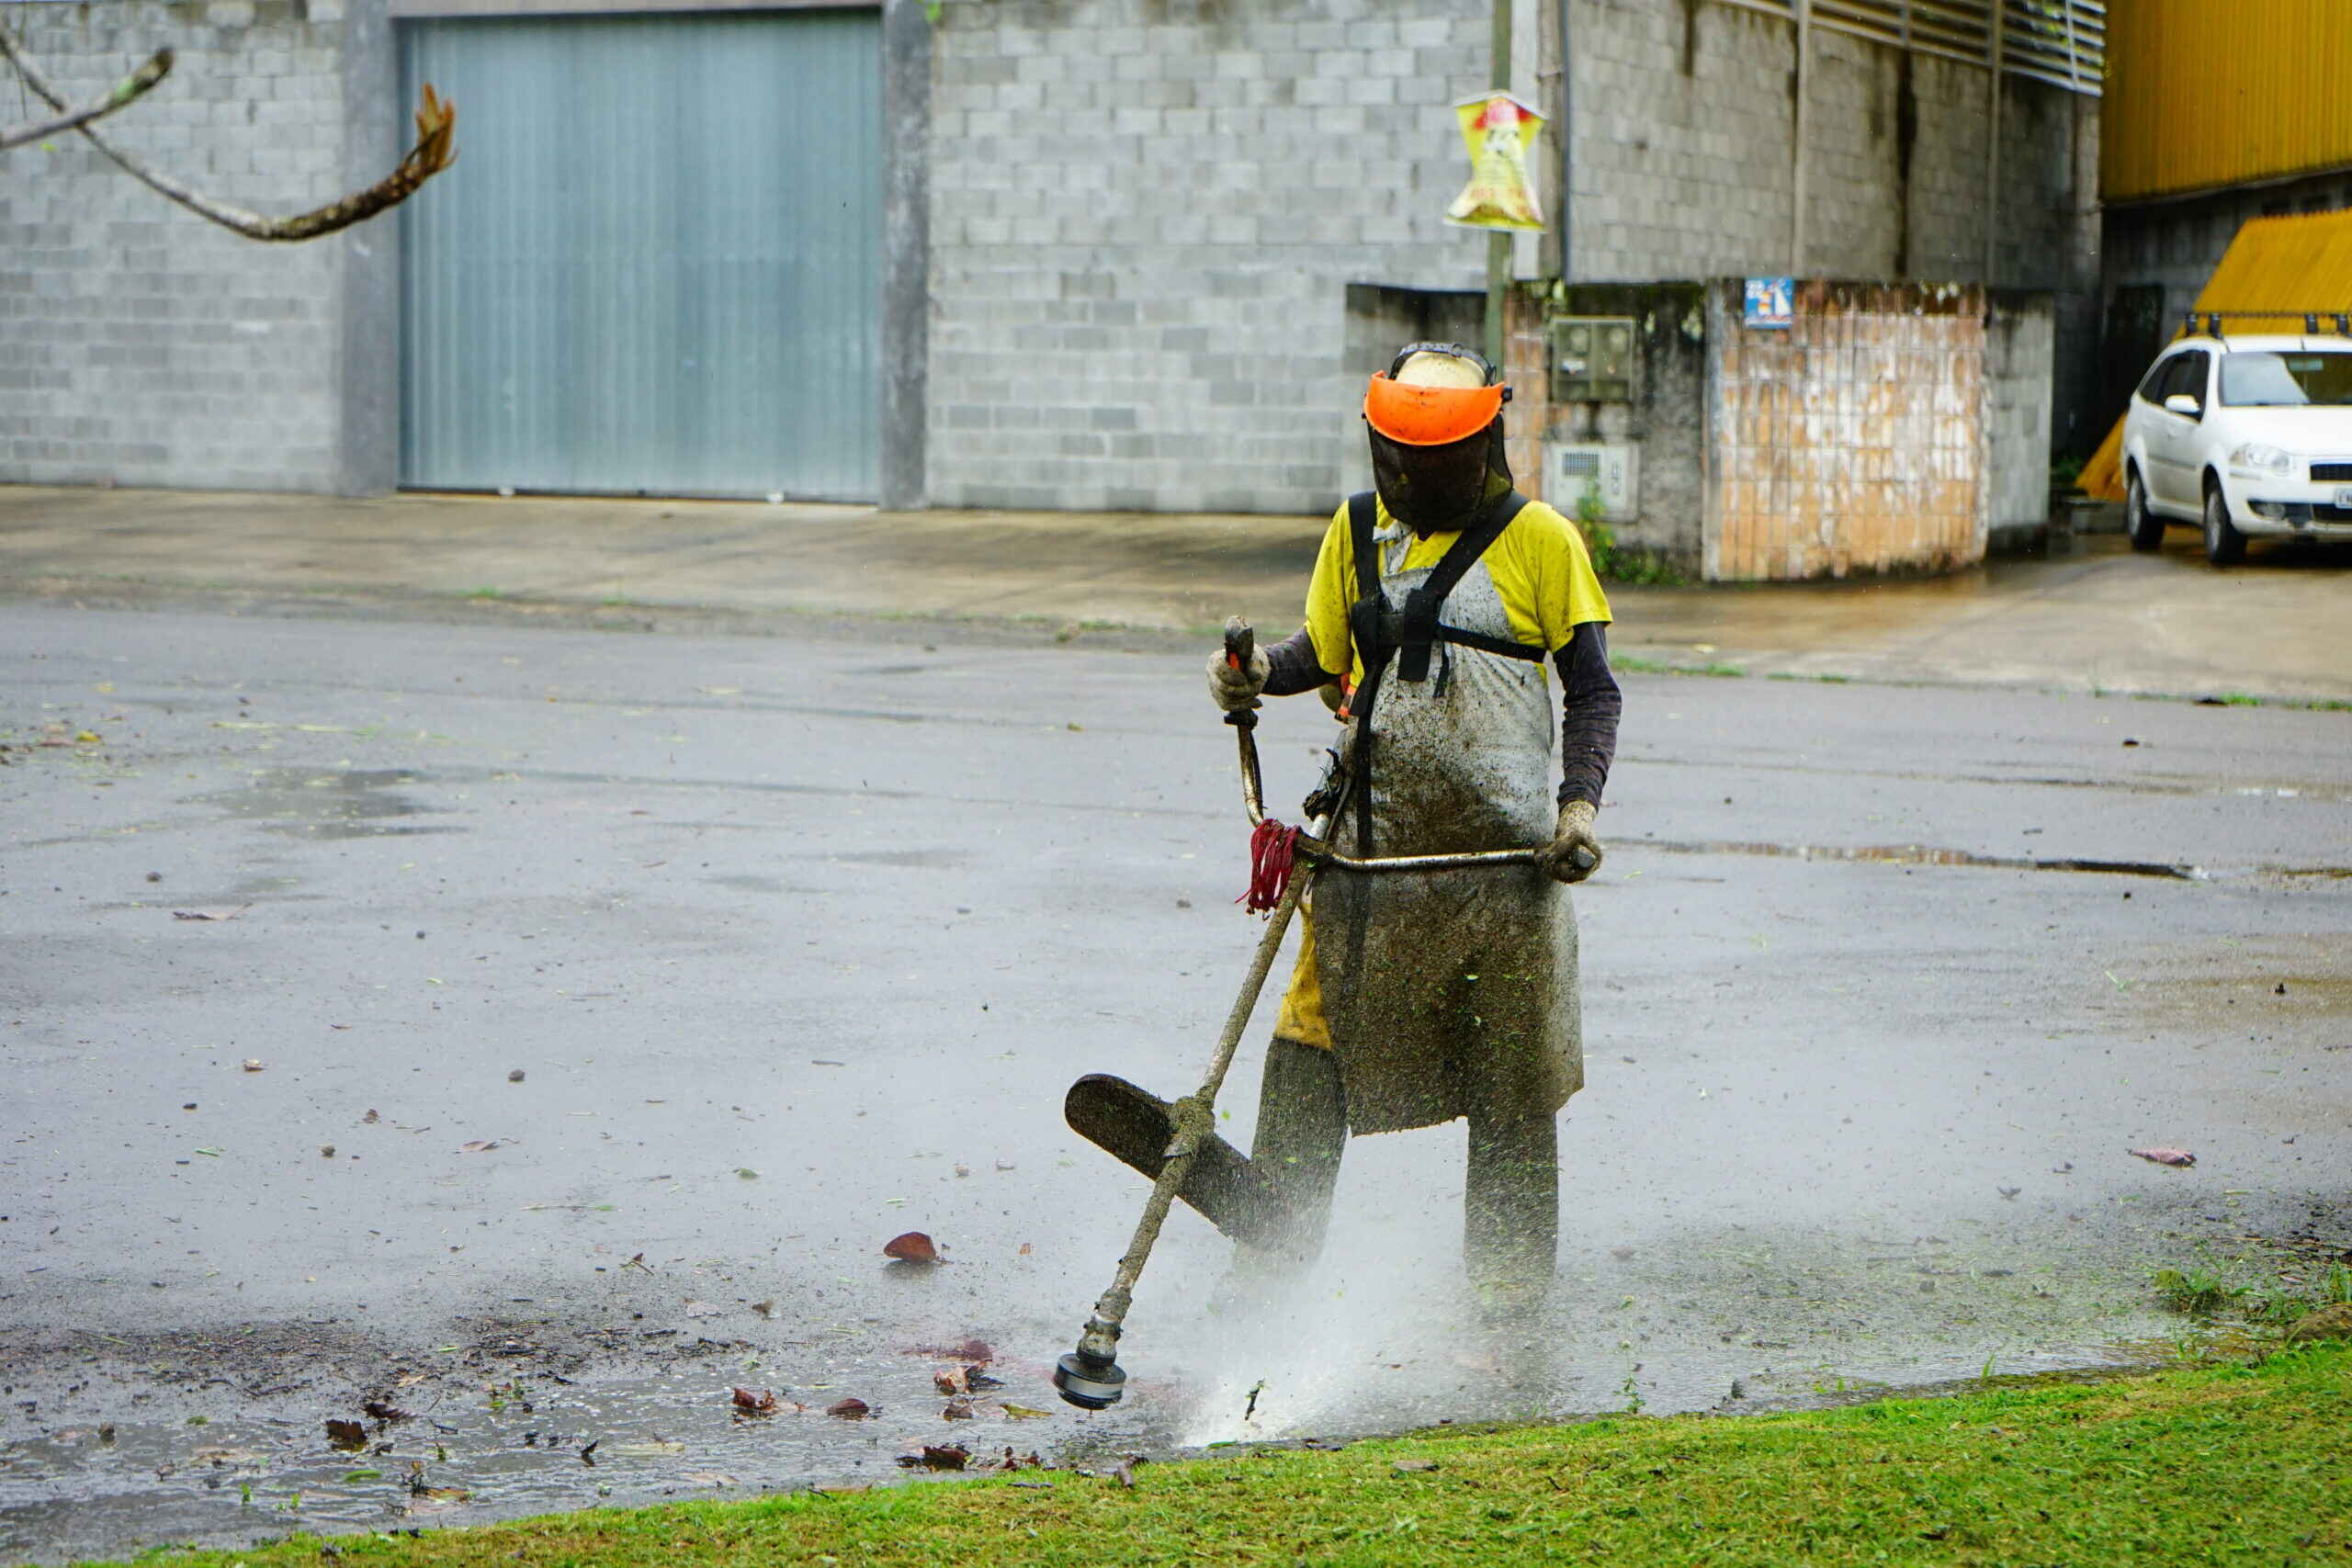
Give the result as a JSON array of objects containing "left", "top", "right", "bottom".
[{"left": 1238, "top": 818, "right": 1300, "bottom": 915}]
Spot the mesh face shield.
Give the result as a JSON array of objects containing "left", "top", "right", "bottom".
[
  {"left": 1368, "top": 422, "right": 1512, "bottom": 535},
  {"left": 1363, "top": 342, "right": 1515, "bottom": 535}
]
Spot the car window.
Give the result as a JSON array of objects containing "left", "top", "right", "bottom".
[
  {"left": 2136, "top": 354, "right": 2180, "bottom": 403},
  {"left": 2220, "top": 351, "right": 2352, "bottom": 406},
  {"left": 2161, "top": 350, "right": 2209, "bottom": 410}
]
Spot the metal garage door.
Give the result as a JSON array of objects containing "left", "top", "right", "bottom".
[{"left": 399, "top": 10, "right": 880, "bottom": 500}]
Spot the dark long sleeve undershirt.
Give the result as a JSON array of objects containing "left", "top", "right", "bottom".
[
  {"left": 1552, "top": 624, "right": 1621, "bottom": 809},
  {"left": 1257, "top": 623, "right": 1623, "bottom": 808}
]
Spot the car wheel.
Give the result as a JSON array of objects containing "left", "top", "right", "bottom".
[
  {"left": 2125, "top": 468, "right": 2164, "bottom": 551},
  {"left": 2203, "top": 484, "right": 2246, "bottom": 567}
]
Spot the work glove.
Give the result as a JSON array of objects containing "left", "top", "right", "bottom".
[
  {"left": 1540, "top": 799, "right": 1602, "bottom": 885},
  {"left": 1206, "top": 644, "right": 1272, "bottom": 714}
]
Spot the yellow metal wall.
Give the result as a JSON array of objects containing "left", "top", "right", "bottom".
[{"left": 2104, "top": 0, "right": 2352, "bottom": 202}]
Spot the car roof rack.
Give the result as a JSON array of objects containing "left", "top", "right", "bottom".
[{"left": 2180, "top": 308, "right": 2352, "bottom": 340}]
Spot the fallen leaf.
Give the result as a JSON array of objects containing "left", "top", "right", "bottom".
[
  {"left": 1000, "top": 1404, "right": 1053, "bottom": 1420},
  {"left": 325, "top": 1419, "right": 368, "bottom": 1451},
  {"left": 826, "top": 1398, "right": 870, "bottom": 1419},
  {"left": 1113, "top": 1454, "right": 1146, "bottom": 1488},
  {"left": 966, "top": 1366, "right": 1005, "bottom": 1391},
  {"left": 507, "top": 1069, "right": 526, "bottom": 1083},
  {"left": 362, "top": 1402, "right": 411, "bottom": 1423},
  {"left": 993, "top": 1448, "right": 1047, "bottom": 1472},
  {"left": 933, "top": 1368, "right": 967, "bottom": 1396},
  {"left": 903, "top": 1337, "right": 994, "bottom": 1362},
  {"left": 735, "top": 1168, "right": 759, "bottom": 1179},
  {"left": 883, "top": 1231, "right": 941, "bottom": 1263},
  {"left": 1018, "top": 1242, "right": 1034, "bottom": 1256},
  {"left": 731, "top": 1387, "right": 778, "bottom": 1416},
  {"left": 751, "top": 1300, "right": 774, "bottom": 1318},
  {"left": 241, "top": 1059, "right": 265, "bottom": 1073},
  {"left": 684, "top": 1300, "right": 724, "bottom": 1318},
  {"left": 406, "top": 1486, "right": 469, "bottom": 1512},
  {"left": 458, "top": 1140, "right": 501, "bottom": 1154},
  {"left": 898, "top": 1444, "right": 970, "bottom": 1471},
  {"left": 172, "top": 907, "right": 248, "bottom": 922},
  {"left": 2128, "top": 1146, "right": 2196, "bottom": 1168},
  {"left": 343, "top": 1468, "right": 383, "bottom": 1482},
  {"left": 943, "top": 1398, "right": 975, "bottom": 1421},
  {"left": 363, "top": 1110, "right": 380, "bottom": 1123}
]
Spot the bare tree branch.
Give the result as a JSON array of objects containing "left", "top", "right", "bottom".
[
  {"left": 0, "top": 22, "right": 456, "bottom": 242},
  {"left": 0, "top": 47, "right": 170, "bottom": 154}
]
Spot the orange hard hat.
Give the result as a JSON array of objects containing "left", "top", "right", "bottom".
[{"left": 1363, "top": 344, "right": 1507, "bottom": 445}]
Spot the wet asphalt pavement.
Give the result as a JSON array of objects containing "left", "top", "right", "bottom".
[{"left": 3, "top": 598, "right": 2348, "bottom": 1562}]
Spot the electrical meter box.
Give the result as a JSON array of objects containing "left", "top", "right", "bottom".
[
  {"left": 1545, "top": 443, "right": 1640, "bottom": 524},
  {"left": 1548, "top": 316, "right": 1638, "bottom": 403}
]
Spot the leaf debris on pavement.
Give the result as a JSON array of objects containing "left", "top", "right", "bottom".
[
  {"left": 825, "top": 1397, "right": 871, "bottom": 1419},
  {"left": 883, "top": 1231, "right": 943, "bottom": 1263},
  {"left": 898, "top": 1444, "right": 970, "bottom": 1471},
  {"left": 731, "top": 1387, "right": 779, "bottom": 1416},
  {"left": 325, "top": 1419, "right": 368, "bottom": 1451},
  {"left": 903, "top": 1338, "right": 993, "bottom": 1361},
  {"left": 2128, "top": 1146, "right": 2196, "bottom": 1168}
]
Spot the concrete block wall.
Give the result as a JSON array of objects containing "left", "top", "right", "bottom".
[
  {"left": 927, "top": 0, "right": 2099, "bottom": 513},
  {"left": 1570, "top": 3, "right": 2096, "bottom": 292},
  {"left": 0, "top": 0, "right": 354, "bottom": 491},
  {"left": 924, "top": 0, "right": 1506, "bottom": 515},
  {"left": 1986, "top": 289, "right": 2055, "bottom": 538}
]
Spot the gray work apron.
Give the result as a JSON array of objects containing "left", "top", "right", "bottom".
[{"left": 1312, "top": 523, "right": 1583, "bottom": 1136}]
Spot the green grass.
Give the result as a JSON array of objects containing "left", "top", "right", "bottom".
[
  {"left": 83, "top": 1345, "right": 2351, "bottom": 1566},
  {"left": 2154, "top": 1250, "right": 2352, "bottom": 1328},
  {"left": 1615, "top": 656, "right": 1746, "bottom": 678}
]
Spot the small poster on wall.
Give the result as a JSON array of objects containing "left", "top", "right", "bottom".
[{"left": 1744, "top": 277, "right": 1795, "bottom": 330}]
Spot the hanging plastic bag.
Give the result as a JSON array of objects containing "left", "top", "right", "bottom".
[{"left": 1444, "top": 91, "right": 1546, "bottom": 233}]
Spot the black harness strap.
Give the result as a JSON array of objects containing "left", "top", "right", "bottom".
[{"left": 1339, "top": 489, "right": 1536, "bottom": 853}]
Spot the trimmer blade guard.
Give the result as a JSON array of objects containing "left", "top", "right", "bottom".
[
  {"left": 1063, "top": 1073, "right": 1280, "bottom": 1249},
  {"left": 1053, "top": 1349, "right": 1127, "bottom": 1410}
]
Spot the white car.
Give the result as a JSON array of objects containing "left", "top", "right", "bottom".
[{"left": 2120, "top": 330, "right": 2352, "bottom": 565}]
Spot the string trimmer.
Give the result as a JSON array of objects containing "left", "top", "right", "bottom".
[{"left": 1053, "top": 617, "right": 1567, "bottom": 1410}]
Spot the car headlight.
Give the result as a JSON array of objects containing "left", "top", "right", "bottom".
[{"left": 2229, "top": 442, "right": 2294, "bottom": 475}]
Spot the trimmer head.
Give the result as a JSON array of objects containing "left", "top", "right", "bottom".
[{"left": 1053, "top": 1348, "right": 1127, "bottom": 1410}]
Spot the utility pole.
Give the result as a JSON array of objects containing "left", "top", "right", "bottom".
[
  {"left": 1791, "top": 0, "right": 1811, "bottom": 275},
  {"left": 1484, "top": 0, "right": 1511, "bottom": 370}
]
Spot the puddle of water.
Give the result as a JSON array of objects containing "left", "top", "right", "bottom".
[
  {"left": 1638, "top": 838, "right": 2201, "bottom": 879},
  {"left": 193, "top": 769, "right": 459, "bottom": 840}
]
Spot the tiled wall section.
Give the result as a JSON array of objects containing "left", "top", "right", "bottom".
[{"left": 1706, "top": 280, "right": 1988, "bottom": 581}]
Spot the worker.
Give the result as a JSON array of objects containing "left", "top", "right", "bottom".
[{"left": 1206, "top": 341, "right": 1621, "bottom": 1316}]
